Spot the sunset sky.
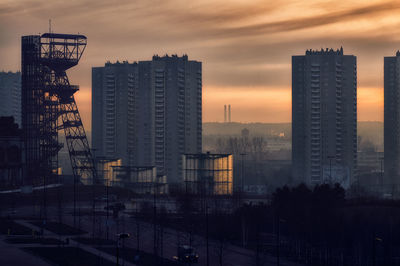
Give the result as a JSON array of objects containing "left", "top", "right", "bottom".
[{"left": 1, "top": 0, "right": 400, "bottom": 129}]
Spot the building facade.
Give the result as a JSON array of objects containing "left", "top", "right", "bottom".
[
  {"left": 0, "top": 72, "right": 21, "bottom": 127},
  {"left": 92, "top": 55, "right": 202, "bottom": 185},
  {"left": 384, "top": 51, "right": 400, "bottom": 187},
  {"left": 92, "top": 62, "right": 137, "bottom": 166},
  {"left": 292, "top": 48, "right": 357, "bottom": 188},
  {"left": 182, "top": 153, "right": 233, "bottom": 195}
]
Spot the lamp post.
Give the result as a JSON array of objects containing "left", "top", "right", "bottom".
[
  {"left": 276, "top": 217, "right": 286, "bottom": 266},
  {"left": 116, "top": 233, "right": 130, "bottom": 266},
  {"left": 380, "top": 157, "right": 384, "bottom": 196},
  {"left": 106, "top": 179, "right": 109, "bottom": 240},
  {"left": 91, "top": 148, "right": 97, "bottom": 240},
  {"left": 239, "top": 153, "right": 247, "bottom": 197},
  {"left": 205, "top": 199, "right": 209, "bottom": 266},
  {"left": 372, "top": 236, "right": 383, "bottom": 266}
]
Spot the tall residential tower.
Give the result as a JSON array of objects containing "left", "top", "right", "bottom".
[
  {"left": 384, "top": 51, "right": 400, "bottom": 188},
  {"left": 292, "top": 48, "right": 357, "bottom": 188},
  {"left": 92, "top": 55, "right": 202, "bottom": 184}
]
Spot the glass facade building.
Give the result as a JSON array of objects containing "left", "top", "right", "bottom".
[{"left": 182, "top": 153, "right": 233, "bottom": 195}]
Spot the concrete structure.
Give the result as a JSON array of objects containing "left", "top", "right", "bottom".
[
  {"left": 182, "top": 153, "right": 233, "bottom": 195},
  {"left": 384, "top": 51, "right": 400, "bottom": 188},
  {"left": 0, "top": 72, "right": 21, "bottom": 127},
  {"left": 92, "top": 55, "right": 202, "bottom": 185},
  {"left": 292, "top": 48, "right": 357, "bottom": 188}
]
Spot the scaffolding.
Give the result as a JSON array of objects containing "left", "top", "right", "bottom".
[{"left": 22, "top": 33, "right": 96, "bottom": 186}]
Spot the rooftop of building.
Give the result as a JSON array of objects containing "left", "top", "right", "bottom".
[
  {"left": 104, "top": 60, "right": 138, "bottom": 66},
  {"left": 103, "top": 54, "right": 193, "bottom": 67},
  {"left": 305, "top": 47, "right": 344, "bottom": 56},
  {"left": 152, "top": 54, "right": 189, "bottom": 61}
]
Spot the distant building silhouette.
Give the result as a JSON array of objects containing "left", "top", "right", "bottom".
[
  {"left": 0, "top": 72, "right": 21, "bottom": 126},
  {"left": 92, "top": 55, "right": 202, "bottom": 185},
  {"left": 384, "top": 51, "right": 400, "bottom": 187},
  {"left": 292, "top": 48, "right": 357, "bottom": 188},
  {"left": 0, "top": 116, "right": 23, "bottom": 189}
]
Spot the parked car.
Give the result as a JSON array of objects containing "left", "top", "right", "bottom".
[{"left": 174, "top": 245, "right": 199, "bottom": 263}]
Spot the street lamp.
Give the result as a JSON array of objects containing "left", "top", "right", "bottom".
[
  {"left": 91, "top": 148, "right": 97, "bottom": 240},
  {"left": 276, "top": 217, "right": 286, "bottom": 266},
  {"left": 379, "top": 157, "right": 384, "bottom": 196},
  {"left": 116, "top": 233, "right": 130, "bottom": 266},
  {"left": 239, "top": 153, "right": 247, "bottom": 196},
  {"left": 372, "top": 236, "right": 383, "bottom": 266}
]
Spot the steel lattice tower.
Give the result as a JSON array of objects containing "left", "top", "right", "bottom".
[{"left": 22, "top": 33, "right": 96, "bottom": 186}]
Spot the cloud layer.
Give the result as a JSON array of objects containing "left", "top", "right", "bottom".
[{"left": 1, "top": 0, "right": 399, "bottom": 125}]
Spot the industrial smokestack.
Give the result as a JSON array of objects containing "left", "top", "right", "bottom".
[
  {"left": 228, "top": 104, "right": 231, "bottom": 123},
  {"left": 224, "top": 105, "right": 227, "bottom": 123}
]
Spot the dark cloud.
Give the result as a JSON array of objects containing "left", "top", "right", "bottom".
[{"left": 206, "top": 1, "right": 400, "bottom": 38}]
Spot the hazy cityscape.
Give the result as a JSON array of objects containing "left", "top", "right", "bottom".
[{"left": 2, "top": 1, "right": 400, "bottom": 266}]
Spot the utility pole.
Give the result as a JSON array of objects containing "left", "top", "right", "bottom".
[
  {"left": 276, "top": 215, "right": 280, "bottom": 266},
  {"left": 91, "top": 148, "right": 97, "bottom": 240},
  {"left": 380, "top": 157, "right": 384, "bottom": 196},
  {"left": 153, "top": 182, "right": 157, "bottom": 259},
  {"left": 106, "top": 179, "right": 109, "bottom": 240},
  {"left": 73, "top": 172, "right": 77, "bottom": 227},
  {"left": 240, "top": 153, "right": 247, "bottom": 198},
  {"left": 276, "top": 216, "right": 286, "bottom": 266},
  {"left": 206, "top": 197, "right": 210, "bottom": 266}
]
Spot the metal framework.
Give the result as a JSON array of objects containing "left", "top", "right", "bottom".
[{"left": 22, "top": 33, "right": 96, "bottom": 186}]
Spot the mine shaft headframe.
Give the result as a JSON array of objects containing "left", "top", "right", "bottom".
[{"left": 40, "top": 33, "right": 87, "bottom": 71}]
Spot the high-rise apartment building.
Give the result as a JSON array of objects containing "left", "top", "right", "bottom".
[
  {"left": 92, "top": 55, "right": 202, "bottom": 184},
  {"left": 0, "top": 72, "right": 21, "bottom": 126},
  {"left": 292, "top": 48, "right": 357, "bottom": 188},
  {"left": 384, "top": 51, "right": 400, "bottom": 187},
  {"left": 92, "top": 62, "right": 137, "bottom": 166}
]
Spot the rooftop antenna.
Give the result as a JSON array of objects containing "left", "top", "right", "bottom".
[{"left": 49, "top": 19, "right": 51, "bottom": 33}]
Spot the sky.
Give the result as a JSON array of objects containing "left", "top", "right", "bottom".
[{"left": 1, "top": 0, "right": 400, "bottom": 129}]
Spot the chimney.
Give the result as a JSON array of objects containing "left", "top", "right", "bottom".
[
  {"left": 224, "top": 105, "right": 227, "bottom": 123},
  {"left": 228, "top": 104, "right": 231, "bottom": 123}
]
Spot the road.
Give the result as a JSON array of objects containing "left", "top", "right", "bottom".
[{"left": 10, "top": 202, "right": 302, "bottom": 266}]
